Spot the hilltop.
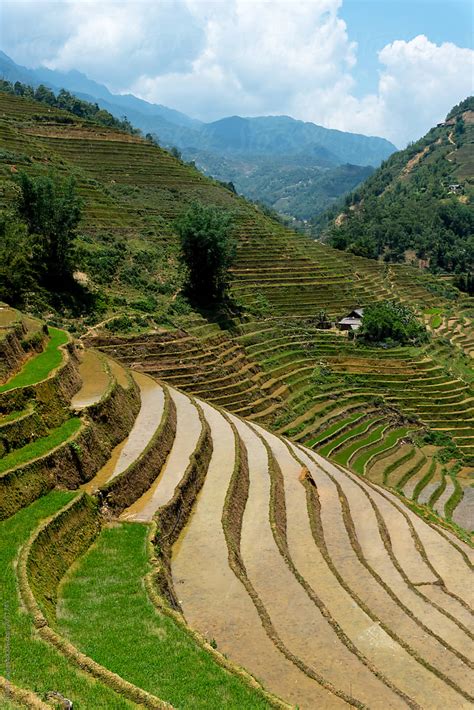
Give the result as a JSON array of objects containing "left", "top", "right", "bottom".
[{"left": 320, "top": 97, "right": 474, "bottom": 279}]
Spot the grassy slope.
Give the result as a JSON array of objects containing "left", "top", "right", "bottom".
[
  {"left": 0, "top": 328, "right": 68, "bottom": 392},
  {"left": 58, "top": 522, "right": 271, "bottom": 709},
  {"left": 0, "top": 491, "right": 134, "bottom": 708},
  {"left": 0, "top": 417, "right": 81, "bottom": 473}
]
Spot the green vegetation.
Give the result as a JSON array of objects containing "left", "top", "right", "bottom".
[
  {"left": 14, "top": 170, "right": 82, "bottom": 287},
  {"left": 430, "top": 314, "right": 442, "bottom": 328},
  {"left": 0, "top": 418, "right": 81, "bottom": 473},
  {"left": 0, "top": 216, "right": 34, "bottom": 303},
  {"left": 176, "top": 202, "right": 237, "bottom": 304},
  {"left": 0, "top": 327, "right": 67, "bottom": 392},
  {"left": 322, "top": 97, "right": 474, "bottom": 274},
  {"left": 0, "top": 79, "right": 139, "bottom": 135},
  {"left": 333, "top": 423, "right": 386, "bottom": 466},
  {"left": 0, "top": 491, "right": 134, "bottom": 707},
  {"left": 58, "top": 522, "right": 271, "bottom": 709},
  {"left": 359, "top": 301, "right": 428, "bottom": 345},
  {"left": 352, "top": 426, "right": 409, "bottom": 475}
]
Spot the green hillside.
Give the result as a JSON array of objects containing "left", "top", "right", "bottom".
[
  {"left": 320, "top": 97, "right": 474, "bottom": 277},
  {"left": 0, "top": 88, "right": 473, "bottom": 710}
]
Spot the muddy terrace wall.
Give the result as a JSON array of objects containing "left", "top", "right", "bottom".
[
  {"left": 0, "top": 376, "right": 140, "bottom": 519},
  {"left": 100, "top": 386, "right": 177, "bottom": 515}
]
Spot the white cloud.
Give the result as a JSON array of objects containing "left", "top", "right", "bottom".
[
  {"left": 324, "top": 35, "right": 474, "bottom": 145},
  {"left": 1, "top": 1, "right": 472, "bottom": 146}
]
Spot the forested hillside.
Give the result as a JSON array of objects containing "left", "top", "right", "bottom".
[{"left": 321, "top": 98, "right": 474, "bottom": 281}]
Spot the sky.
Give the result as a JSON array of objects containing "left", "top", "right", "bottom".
[{"left": 0, "top": 0, "right": 473, "bottom": 147}]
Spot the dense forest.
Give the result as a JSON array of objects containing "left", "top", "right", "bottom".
[{"left": 319, "top": 97, "right": 474, "bottom": 281}]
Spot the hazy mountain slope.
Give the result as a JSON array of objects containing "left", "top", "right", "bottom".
[
  {"left": 320, "top": 97, "right": 474, "bottom": 275},
  {"left": 199, "top": 114, "right": 396, "bottom": 166},
  {"left": 0, "top": 51, "right": 395, "bottom": 222},
  {"left": 187, "top": 148, "right": 373, "bottom": 221}
]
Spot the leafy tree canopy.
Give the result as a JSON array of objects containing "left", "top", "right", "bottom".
[
  {"left": 175, "top": 202, "right": 236, "bottom": 305},
  {"left": 359, "top": 301, "right": 428, "bottom": 346},
  {"left": 14, "top": 171, "right": 82, "bottom": 288}
]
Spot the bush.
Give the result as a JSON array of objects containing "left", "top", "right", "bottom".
[{"left": 359, "top": 301, "right": 428, "bottom": 346}]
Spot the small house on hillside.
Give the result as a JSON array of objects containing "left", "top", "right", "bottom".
[{"left": 338, "top": 308, "right": 364, "bottom": 332}]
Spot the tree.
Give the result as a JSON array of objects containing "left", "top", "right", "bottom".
[
  {"left": 14, "top": 171, "right": 82, "bottom": 287},
  {"left": 359, "top": 301, "right": 427, "bottom": 346},
  {"left": 0, "top": 215, "right": 34, "bottom": 304},
  {"left": 175, "top": 202, "right": 236, "bottom": 304}
]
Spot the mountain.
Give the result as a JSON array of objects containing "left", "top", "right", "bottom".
[
  {"left": 0, "top": 50, "right": 396, "bottom": 222},
  {"left": 319, "top": 97, "right": 474, "bottom": 277},
  {"left": 198, "top": 114, "right": 395, "bottom": 166},
  {"left": 187, "top": 148, "right": 374, "bottom": 221}
]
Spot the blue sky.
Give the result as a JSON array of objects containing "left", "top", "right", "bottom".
[
  {"left": 1, "top": 0, "right": 472, "bottom": 146},
  {"left": 340, "top": 0, "right": 473, "bottom": 96}
]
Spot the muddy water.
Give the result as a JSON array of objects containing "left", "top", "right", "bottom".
[
  {"left": 418, "top": 470, "right": 442, "bottom": 504},
  {"left": 294, "top": 445, "right": 470, "bottom": 707},
  {"left": 121, "top": 387, "right": 201, "bottom": 522},
  {"left": 434, "top": 477, "right": 455, "bottom": 518},
  {"left": 368, "top": 444, "right": 413, "bottom": 486},
  {"left": 452, "top": 485, "right": 474, "bottom": 530},
  {"left": 108, "top": 358, "right": 130, "bottom": 389},
  {"left": 351, "top": 469, "right": 474, "bottom": 597},
  {"left": 408, "top": 515, "right": 474, "bottom": 607},
  {"left": 329, "top": 457, "right": 474, "bottom": 627},
  {"left": 251, "top": 424, "right": 411, "bottom": 708},
  {"left": 71, "top": 350, "right": 110, "bottom": 410},
  {"left": 307, "top": 450, "right": 473, "bottom": 678},
  {"left": 82, "top": 372, "right": 164, "bottom": 494},
  {"left": 402, "top": 460, "right": 431, "bottom": 499},
  {"left": 172, "top": 403, "right": 338, "bottom": 710},
  {"left": 230, "top": 414, "right": 398, "bottom": 709}
]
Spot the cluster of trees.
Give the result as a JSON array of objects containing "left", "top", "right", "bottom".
[
  {"left": 175, "top": 202, "right": 237, "bottom": 306},
  {"left": 0, "top": 79, "right": 139, "bottom": 135},
  {"left": 0, "top": 171, "right": 82, "bottom": 306},
  {"left": 358, "top": 301, "right": 428, "bottom": 346}
]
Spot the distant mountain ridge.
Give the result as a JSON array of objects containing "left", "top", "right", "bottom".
[{"left": 0, "top": 50, "right": 396, "bottom": 221}]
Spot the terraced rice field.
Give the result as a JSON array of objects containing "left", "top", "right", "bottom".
[{"left": 0, "top": 91, "right": 473, "bottom": 707}]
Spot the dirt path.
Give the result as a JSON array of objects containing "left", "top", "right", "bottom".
[
  {"left": 82, "top": 372, "right": 164, "bottom": 493},
  {"left": 121, "top": 387, "right": 201, "bottom": 522},
  {"left": 171, "top": 402, "right": 334, "bottom": 710}
]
